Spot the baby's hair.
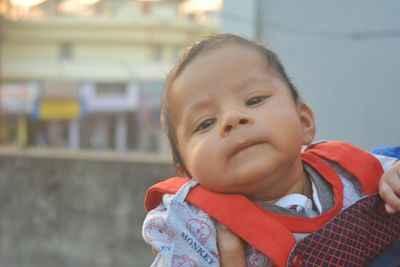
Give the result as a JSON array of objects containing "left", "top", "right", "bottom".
[{"left": 160, "top": 34, "right": 300, "bottom": 174}]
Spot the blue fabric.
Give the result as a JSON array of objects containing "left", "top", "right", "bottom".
[
  {"left": 368, "top": 146, "right": 400, "bottom": 266},
  {"left": 371, "top": 146, "right": 400, "bottom": 159},
  {"left": 366, "top": 239, "right": 400, "bottom": 267}
]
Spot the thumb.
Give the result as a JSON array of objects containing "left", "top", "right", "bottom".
[{"left": 216, "top": 223, "right": 247, "bottom": 267}]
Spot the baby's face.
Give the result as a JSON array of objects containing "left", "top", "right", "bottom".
[{"left": 169, "top": 44, "right": 315, "bottom": 200}]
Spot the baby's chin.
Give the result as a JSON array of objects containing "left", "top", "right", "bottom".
[
  {"left": 198, "top": 172, "right": 275, "bottom": 198},
  {"left": 192, "top": 158, "right": 283, "bottom": 193}
]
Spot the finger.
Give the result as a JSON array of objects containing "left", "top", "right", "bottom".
[
  {"left": 384, "top": 170, "right": 400, "bottom": 195},
  {"left": 151, "top": 247, "right": 158, "bottom": 257},
  {"left": 380, "top": 182, "right": 400, "bottom": 212},
  {"left": 216, "top": 223, "right": 247, "bottom": 267},
  {"left": 216, "top": 223, "right": 242, "bottom": 252},
  {"left": 385, "top": 203, "right": 397, "bottom": 214}
]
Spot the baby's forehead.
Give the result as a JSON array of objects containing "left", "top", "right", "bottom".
[{"left": 164, "top": 42, "right": 288, "bottom": 119}]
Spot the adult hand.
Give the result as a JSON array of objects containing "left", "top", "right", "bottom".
[
  {"left": 216, "top": 223, "right": 247, "bottom": 267},
  {"left": 150, "top": 223, "right": 248, "bottom": 266},
  {"left": 379, "top": 161, "right": 400, "bottom": 213}
]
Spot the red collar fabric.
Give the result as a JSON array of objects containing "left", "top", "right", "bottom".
[{"left": 144, "top": 142, "right": 384, "bottom": 266}]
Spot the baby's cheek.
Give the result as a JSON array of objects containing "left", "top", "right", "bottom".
[
  {"left": 192, "top": 154, "right": 220, "bottom": 184},
  {"left": 186, "top": 135, "right": 224, "bottom": 183}
]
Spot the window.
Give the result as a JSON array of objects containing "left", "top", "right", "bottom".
[
  {"left": 59, "top": 42, "right": 72, "bottom": 60},
  {"left": 95, "top": 83, "right": 127, "bottom": 97},
  {"left": 152, "top": 44, "right": 162, "bottom": 62}
]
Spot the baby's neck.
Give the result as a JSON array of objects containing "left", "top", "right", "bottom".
[{"left": 264, "top": 169, "right": 312, "bottom": 205}]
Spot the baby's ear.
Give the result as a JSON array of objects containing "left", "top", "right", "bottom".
[
  {"left": 176, "top": 164, "right": 187, "bottom": 177},
  {"left": 298, "top": 102, "right": 316, "bottom": 145}
]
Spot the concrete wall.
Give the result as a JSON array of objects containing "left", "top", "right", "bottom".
[
  {"left": 221, "top": 0, "right": 256, "bottom": 38},
  {"left": 0, "top": 148, "right": 176, "bottom": 267}
]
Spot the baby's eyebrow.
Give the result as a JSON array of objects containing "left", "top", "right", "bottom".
[
  {"left": 181, "top": 98, "right": 212, "bottom": 126},
  {"left": 236, "top": 76, "right": 274, "bottom": 90},
  {"left": 185, "top": 97, "right": 212, "bottom": 115}
]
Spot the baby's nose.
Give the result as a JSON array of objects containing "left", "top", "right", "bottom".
[{"left": 220, "top": 111, "right": 252, "bottom": 136}]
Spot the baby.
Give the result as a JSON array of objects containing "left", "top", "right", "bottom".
[{"left": 143, "top": 34, "right": 400, "bottom": 266}]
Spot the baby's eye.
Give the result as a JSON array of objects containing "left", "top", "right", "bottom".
[
  {"left": 245, "top": 96, "right": 267, "bottom": 106},
  {"left": 195, "top": 118, "right": 216, "bottom": 132}
]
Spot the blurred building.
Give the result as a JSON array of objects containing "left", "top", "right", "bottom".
[{"left": 0, "top": 0, "right": 218, "bottom": 152}]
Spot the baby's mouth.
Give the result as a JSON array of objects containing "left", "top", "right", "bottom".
[{"left": 230, "top": 139, "right": 265, "bottom": 157}]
